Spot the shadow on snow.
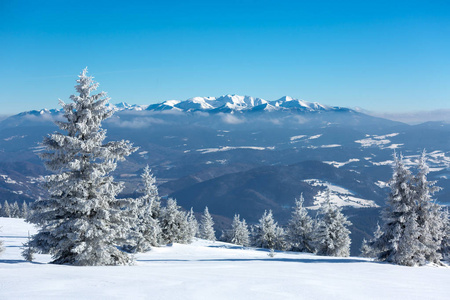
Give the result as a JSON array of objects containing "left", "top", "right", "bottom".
[
  {"left": 0, "top": 259, "right": 45, "bottom": 265},
  {"left": 137, "top": 257, "right": 367, "bottom": 264}
]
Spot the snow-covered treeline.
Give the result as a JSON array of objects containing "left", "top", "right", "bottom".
[
  {"left": 0, "top": 200, "right": 29, "bottom": 219},
  {"left": 219, "top": 192, "right": 352, "bottom": 257}
]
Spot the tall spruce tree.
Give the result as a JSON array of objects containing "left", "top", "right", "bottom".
[
  {"left": 140, "top": 166, "right": 160, "bottom": 216},
  {"left": 128, "top": 166, "right": 161, "bottom": 252},
  {"left": 26, "top": 68, "right": 137, "bottom": 266},
  {"left": 369, "top": 153, "right": 420, "bottom": 265},
  {"left": 199, "top": 207, "right": 216, "bottom": 241},
  {"left": 287, "top": 194, "right": 315, "bottom": 253},
  {"left": 367, "top": 152, "right": 446, "bottom": 266},
  {"left": 315, "top": 189, "right": 352, "bottom": 257},
  {"left": 139, "top": 165, "right": 162, "bottom": 220},
  {"left": 1, "top": 200, "right": 11, "bottom": 218},
  {"left": 413, "top": 151, "right": 445, "bottom": 264},
  {"left": 187, "top": 208, "right": 199, "bottom": 241},
  {"left": 21, "top": 201, "right": 29, "bottom": 219}
]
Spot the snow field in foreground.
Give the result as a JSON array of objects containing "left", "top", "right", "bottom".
[{"left": 0, "top": 217, "right": 449, "bottom": 300}]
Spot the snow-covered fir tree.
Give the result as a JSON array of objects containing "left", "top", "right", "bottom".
[
  {"left": 1, "top": 200, "right": 11, "bottom": 218},
  {"left": 10, "top": 201, "right": 20, "bottom": 218},
  {"left": 199, "top": 207, "right": 216, "bottom": 241},
  {"left": 368, "top": 153, "right": 419, "bottom": 265},
  {"left": 412, "top": 151, "right": 445, "bottom": 264},
  {"left": 187, "top": 208, "right": 199, "bottom": 241},
  {"left": 396, "top": 211, "right": 424, "bottom": 266},
  {"left": 367, "top": 152, "right": 446, "bottom": 266},
  {"left": 315, "top": 189, "right": 352, "bottom": 257},
  {"left": 22, "top": 232, "right": 35, "bottom": 262},
  {"left": 360, "top": 223, "right": 383, "bottom": 258},
  {"left": 159, "top": 198, "right": 190, "bottom": 244},
  {"left": 26, "top": 68, "right": 138, "bottom": 266},
  {"left": 140, "top": 165, "right": 161, "bottom": 218},
  {"left": 127, "top": 166, "right": 161, "bottom": 253},
  {"left": 0, "top": 227, "right": 4, "bottom": 256},
  {"left": 21, "top": 201, "right": 29, "bottom": 219},
  {"left": 8, "top": 201, "right": 15, "bottom": 218},
  {"left": 274, "top": 226, "right": 289, "bottom": 251},
  {"left": 137, "top": 165, "right": 162, "bottom": 220},
  {"left": 440, "top": 209, "right": 450, "bottom": 261},
  {"left": 225, "top": 214, "right": 250, "bottom": 246},
  {"left": 287, "top": 194, "right": 315, "bottom": 253},
  {"left": 252, "top": 210, "right": 286, "bottom": 250}
]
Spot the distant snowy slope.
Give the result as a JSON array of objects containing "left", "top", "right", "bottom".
[
  {"left": 303, "top": 179, "right": 379, "bottom": 209},
  {"left": 0, "top": 218, "right": 449, "bottom": 300}
]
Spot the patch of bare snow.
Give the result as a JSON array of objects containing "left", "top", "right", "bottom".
[
  {"left": 290, "top": 135, "right": 306, "bottom": 141},
  {"left": 320, "top": 144, "right": 341, "bottom": 148},
  {"left": 303, "top": 179, "right": 378, "bottom": 209},
  {"left": 355, "top": 133, "right": 399, "bottom": 149},
  {"left": 371, "top": 160, "right": 394, "bottom": 166},
  {"left": 0, "top": 174, "right": 18, "bottom": 185},
  {"left": 386, "top": 144, "right": 403, "bottom": 149},
  {"left": 373, "top": 133, "right": 399, "bottom": 139},
  {"left": 355, "top": 137, "right": 391, "bottom": 147},
  {"left": 375, "top": 181, "right": 388, "bottom": 188},
  {"left": 324, "top": 158, "right": 360, "bottom": 168},
  {"left": 197, "top": 146, "right": 274, "bottom": 154},
  {"left": 3, "top": 135, "right": 27, "bottom": 141},
  {"left": 370, "top": 151, "right": 450, "bottom": 172}
]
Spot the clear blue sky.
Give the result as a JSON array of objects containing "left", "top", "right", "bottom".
[{"left": 1, "top": 0, "right": 449, "bottom": 115}]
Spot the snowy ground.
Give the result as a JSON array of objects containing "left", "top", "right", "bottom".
[{"left": 0, "top": 218, "right": 449, "bottom": 300}]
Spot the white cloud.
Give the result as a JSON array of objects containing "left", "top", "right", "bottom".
[
  {"left": 293, "top": 115, "right": 308, "bottom": 124},
  {"left": 364, "top": 109, "right": 450, "bottom": 125},
  {"left": 107, "top": 116, "right": 166, "bottom": 128},
  {"left": 267, "top": 118, "right": 281, "bottom": 125},
  {"left": 220, "top": 114, "right": 245, "bottom": 124}
]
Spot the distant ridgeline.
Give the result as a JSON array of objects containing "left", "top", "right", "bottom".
[{"left": 11, "top": 95, "right": 351, "bottom": 116}]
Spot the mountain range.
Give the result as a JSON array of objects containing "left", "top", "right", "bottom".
[{"left": 2, "top": 95, "right": 450, "bottom": 254}]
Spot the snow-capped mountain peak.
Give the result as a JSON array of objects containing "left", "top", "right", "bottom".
[
  {"left": 115, "top": 102, "right": 132, "bottom": 109},
  {"left": 12, "top": 95, "right": 346, "bottom": 118},
  {"left": 142, "top": 95, "right": 339, "bottom": 113},
  {"left": 176, "top": 97, "right": 215, "bottom": 111},
  {"left": 277, "top": 96, "right": 294, "bottom": 102},
  {"left": 271, "top": 96, "right": 333, "bottom": 112}
]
